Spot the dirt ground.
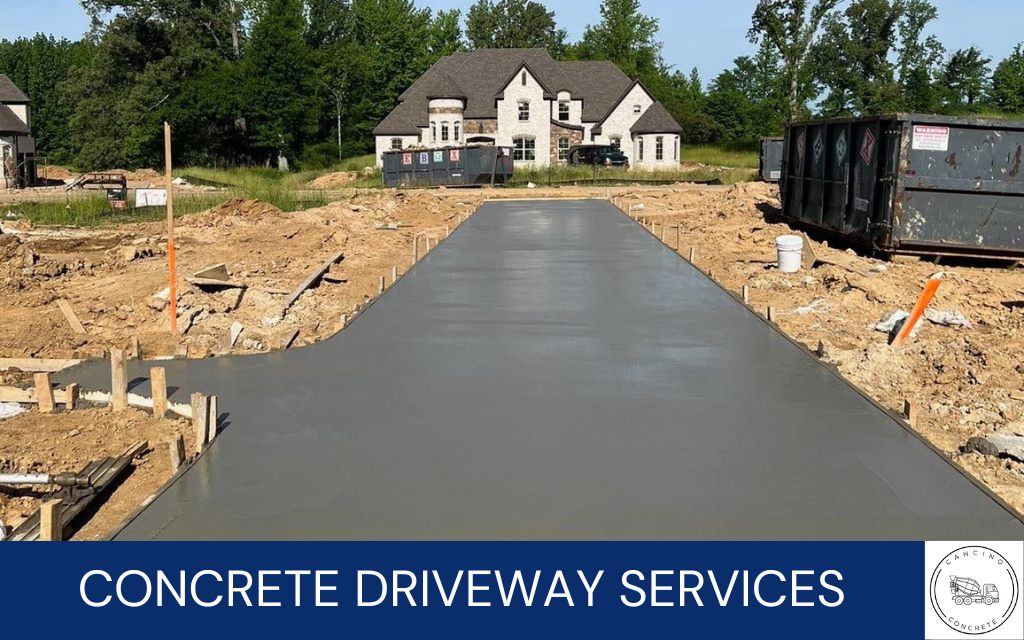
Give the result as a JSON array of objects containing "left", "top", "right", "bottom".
[
  {"left": 0, "top": 406, "right": 197, "bottom": 540},
  {"left": 2, "top": 181, "right": 1024, "bottom": 537},
  {"left": 618, "top": 182, "right": 1024, "bottom": 516}
]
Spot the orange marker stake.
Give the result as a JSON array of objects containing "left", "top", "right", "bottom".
[
  {"left": 891, "top": 276, "right": 942, "bottom": 348},
  {"left": 164, "top": 122, "right": 178, "bottom": 334}
]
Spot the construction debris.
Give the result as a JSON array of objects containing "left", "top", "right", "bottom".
[
  {"left": 56, "top": 300, "right": 87, "bottom": 334},
  {"left": 281, "top": 250, "right": 345, "bottom": 313}
]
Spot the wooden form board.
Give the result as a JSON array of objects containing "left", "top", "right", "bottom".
[{"left": 281, "top": 251, "right": 344, "bottom": 312}]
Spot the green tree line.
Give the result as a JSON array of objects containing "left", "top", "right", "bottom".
[{"left": 0, "top": 0, "right": 1022, "bottom": 170}]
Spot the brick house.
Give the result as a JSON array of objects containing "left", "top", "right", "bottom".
[
  {"left": 373, "top": 48, "right": 683, "bottom": 169},
  {"left": 0, "top": 74, "right": 36, "bottom": 188}
]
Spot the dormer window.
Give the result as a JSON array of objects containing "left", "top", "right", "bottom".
[
  {"left": 634, "top": 104, "right": 642, "bottom": 114},
  {"left": 518, "top": 100, "right": 530, "bottom": 122},
  {"left": 558, "top": 102, "right": 570, "bottom": 121}
]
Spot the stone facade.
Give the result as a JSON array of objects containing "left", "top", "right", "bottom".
[
  {"left": 550, "top": 123, "right": 583, "bottom": 164},
  {"left": 464, "top": 119, "right": 498, "bottom": 136}
]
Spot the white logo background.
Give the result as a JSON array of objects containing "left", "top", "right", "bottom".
[{"left": 925, "top": 541, "right": 1023, "bottom": 639}]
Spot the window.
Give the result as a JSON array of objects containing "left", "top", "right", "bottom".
[
  {"left": 656, "top": 136, "right": 664, "bottom": 161},
  {"left": 454, "top": 121, "right": 460, "bottom": 142},
  {"left": 674, "top": 137, "right": 679, "bottom": 160},
  {"left": 513, "top": 137, "right": 536, "bottom": 161},
  {"left": 431, "top": 121, "right": 437, "bottom": 143},
  {"left": 518, "top": 100, "right": 530, "bottom": 122},
  {"left": 441, "top": 122, "right": 450, "bottom": 142},
  {"left": 521, "top": 70, "right": 527, "bottom": 86},
  {"left": 558, "top": 102, "right": 570, "bottom": 121},
  {"left": 638, "top": 138, "right": 644, "bottom": 162},
  {"left": 557, "top": 137, "right": 570, "bottom": 161},
  {"left": 634, "top": 104, "right": 642, "bottom": 114},
  {"left": 610, "top": 136, "right": 621, "bottom": 149},
  {"left": 391, "top": 138, "right": 403, "bottom": 150}
]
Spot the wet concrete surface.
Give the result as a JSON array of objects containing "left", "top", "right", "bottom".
[{"left": 68, "top": 199, "right": 1024, "bottom": 540}]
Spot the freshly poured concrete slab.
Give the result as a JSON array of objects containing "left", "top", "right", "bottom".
[{"left": 67, "top": 199, "right": 1023, "bottom": 540}]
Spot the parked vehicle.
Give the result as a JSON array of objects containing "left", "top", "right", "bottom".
[
  {"left": 950, "top": 576, "right": 1000, "bottom": 605},
  {"left": 566, "top": 145, "right": 629, "bottom": 167}
]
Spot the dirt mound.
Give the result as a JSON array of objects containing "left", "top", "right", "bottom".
[
  {"left": 0, "top": 233, "right": 22, "bottom": 264},
  {"left": 308, "top": 172, "right": 359, "bottom": 189},
  {"left": 38, "top": 166, "right": 74, "bottom": 180},
  {"left": 181, "top": 198, "right": 283, "bottom": 228}
]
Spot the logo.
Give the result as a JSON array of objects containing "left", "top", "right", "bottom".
[
  {"left": 419, "top": 152, "right": 429, "bottom": 164},
  {"left": 402, "top": 153, "right": 412, "bottom": 166},
  {"left": 812, "top": 132, "right": 824, "bottom": 162},
  {"left": 450, "top": 149, "right": 460, "bottom": 162},
  {"left": 860, "top": 129, "right": 876, "bottom": 165},
  {"left": 835, "top": 131, "right": 848, "bottom": 163},
  {"left": 433, "top": 151, "right": 443, "bottom": 163},
  {"left": 796, "top": 131, "right": 806, "bottom": 162},
  {"left": 928, "top": 545, "right": 1020, "bottom": 637}
]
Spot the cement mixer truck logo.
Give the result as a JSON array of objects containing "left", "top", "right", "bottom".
[{"left": 929, "top": 546, "right": 1019, "bottom": 636}]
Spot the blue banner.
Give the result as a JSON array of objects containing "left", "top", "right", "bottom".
[{"left": 0, "top": 542, "right": 938, "bottom": 638}]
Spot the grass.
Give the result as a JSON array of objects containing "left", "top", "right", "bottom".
[
  {"left": 679, "top": 145, "right": 760, "bottom": 170},
  {"left": 4, "top": 193, "right": 229, "bottom": 226},
  {"left": 508, "top": 163, "right": 756, "bottom": 187}
]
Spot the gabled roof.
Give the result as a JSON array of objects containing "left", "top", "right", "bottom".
[
  {"left": 591, "top": 79, "right": 654, "bottom": 135},
  {"left": 373, "top": 49, "right": 682, "bottom": 138},
  {"left": 0, "top": 75, "right": 30, "bottom": 104},
  {"left": 0, "top": 103, "right": 30, "bottom": 134},
  {"left": 495, "top": 61, "right": 556, "bottom": 102},
  {"left": 631, "top": 101, "right": 683, "bottom": 134}
]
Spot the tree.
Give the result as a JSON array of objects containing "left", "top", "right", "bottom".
[
  {"left": 941, "top": 46, "right": 991, "bottom": 112},
  {"left": 896, "top": 0, "right": 944, "bottom": 112},
  {"left": 245, "top": 0, "right": 316, "bottom": 169},
  {"left": 812, "top": 0, "right": 904, "bottom": 117},
  {"left": 0, "top": 35, "right": 93, "bottom": 164},
  {"left": 577, "top": 0, "right": 666, "bottom": 81},
  {"left": 992, "top": 45, "right": 1024, "bottom": 114},
  {"left": 465, "top": 0, "right": 566, "bottom": 57},
  {"left": 427, "top": 8, "right": 464, "bottom": 59},
  {"left": 748, "top": 0, "right": 841, "bottom": 121}
]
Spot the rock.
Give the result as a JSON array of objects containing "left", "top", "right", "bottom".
[
  {"left": 229, "top": 321, "right": 244, "bottom": 347},
  {"left": 924, "top": 308, "right": 972, "bottom": 330},
  {"left": 148, "top": 287, "right": 171, "bottom": 311},
  {"left": 67, "top": 429, "right": 81, "bottom": 438},
  {"left": 262, "top": 315, "right": 282, "bottom": 328},
  {"left": 870, "top": 264, "right": 888, "bottom": 273},
  {"left": 241, "top": 338, "right": 263, "bottom": 351},
  {"left": 964, "top": 434, "right": 1024, "bottom": 462}
]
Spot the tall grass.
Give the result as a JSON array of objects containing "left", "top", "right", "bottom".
[
  {"left": 679, "top": 145, "right": 760, "bottom": 169},
  {"left": 508, "top": 163, "right": 755, "bottom": 187}
]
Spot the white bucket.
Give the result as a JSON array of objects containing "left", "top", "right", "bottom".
[{"left": 776, "top": 235, "right": 803, "bottom": 273}]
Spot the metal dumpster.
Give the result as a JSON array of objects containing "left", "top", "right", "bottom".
[
  {"left": 759, "top": 137, "right": 784, "bottom": 182},
  {"left": 781, "top": 114, "right": 1024, "bottom": 259},
  {"left": 382, "top": 145, "right": 513, "bottom": 188}
]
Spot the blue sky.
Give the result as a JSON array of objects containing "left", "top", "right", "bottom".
[{"left": 2, "top": 0, "right": 1020, "bottom": 85}]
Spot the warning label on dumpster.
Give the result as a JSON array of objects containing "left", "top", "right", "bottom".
[{"left": 912, "top": 125, "right": 949, "bottom": 151}]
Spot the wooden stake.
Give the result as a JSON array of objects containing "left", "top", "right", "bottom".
[
  {"left": 34, "top": 373, "right": 54, "bottom": 414},
  {"left": 903, "top": 399, "right": 917, "bottom": 426},
  {"left": 392, "top": 266, "right": 398, "bottom": 284},
  {"left": 766, "top": 306, "right": 775, "bottom": 322},
  {"left": 40, "top": 499, "right": 62, "bottom": 541},
  {"left": 339, "top": 313, "right": 347, "bottom": 330},
  {"left": 165, "top": 122, "right": 178, "bottom": 334},
  {"left": 56, "top": 300, "right": 87, "bottom": 335},
  {"left": 676, "top": 225, "right": 681, "bottom": 250},
  {"left": 110, "top": 349, "right": 128, "bottom": 412},
  {"left": 169, "top": 435, "right": 185, "bottom": 474},
  {"left": 65, "top": 383, "right": 79, "bottom": 411},
  {"left": 130, "top": 336, "right": 142, "bottom": 360},
  {"left": 191, "top": 392, "right": 209, "bottom": 449},
  {"left": 413, "top": 236, "right": 419, "bottom": 264},
  {"left": 151, "top": 367, "right": 168, "bottom": 419},
  {"left": 379, "top": 276, "right": 385, "bottom": 294},
  {"left": 816, "top": 340, "right": 826, "bottom": 358},
  {"left": 446, "top": 225, "right": 451, "bottom": 237},
  {"left": 688, "top": 247, "right": 696, "bottom": 263},
  {"left": 208, "top": 395, "right": 218, "bottom": 443},
  {"left": 661, "top": 226, "right": 666, "bottom": 243},
  {"left": 742, "top": 285, "right": 750, "bottom": 304}
]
